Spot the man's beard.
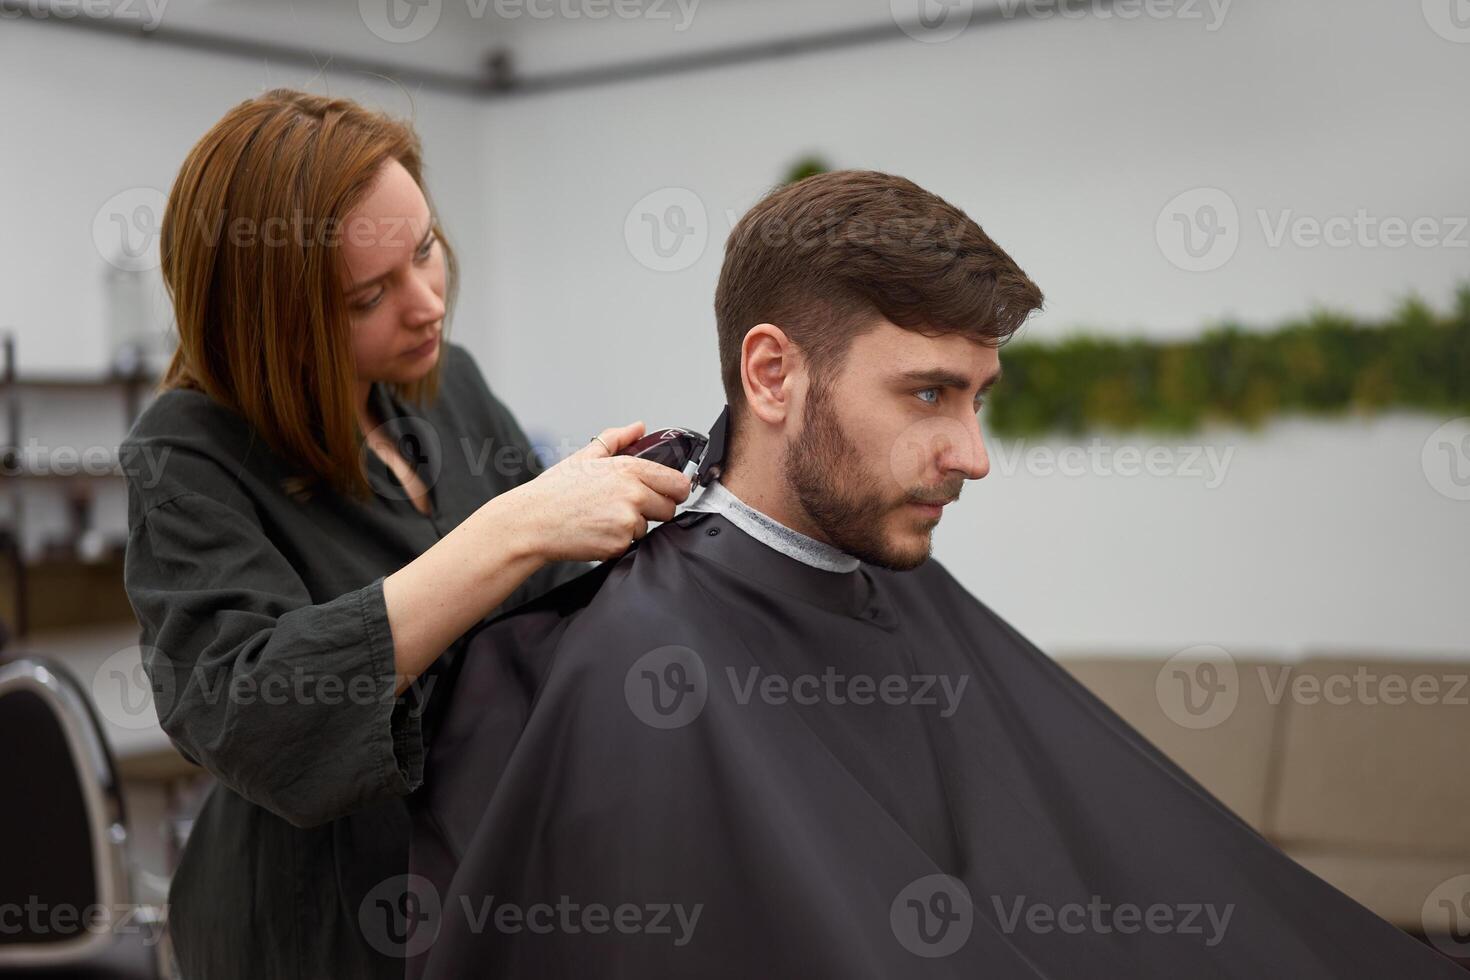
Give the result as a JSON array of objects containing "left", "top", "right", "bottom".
[{"left": 783, "top": 377, "right": 936, "bottom": 572}]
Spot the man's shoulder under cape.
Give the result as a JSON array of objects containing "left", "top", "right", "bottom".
[{"left": 404, "top": 509, "right": 1457, "bottom": 979}]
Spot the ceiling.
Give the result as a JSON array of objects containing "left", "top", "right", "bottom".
[{"left": 8, "top": 0, "right": 1016, "bottom": 95}]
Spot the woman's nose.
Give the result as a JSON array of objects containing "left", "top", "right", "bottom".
[{"left": 405, "top": 268, "right": 445, "bottom": 328}]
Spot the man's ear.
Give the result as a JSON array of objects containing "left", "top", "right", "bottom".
[{"left": 740, "top": 323, "right": 802, "bottom": 429}]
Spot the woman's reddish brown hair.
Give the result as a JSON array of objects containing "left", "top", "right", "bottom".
[{"left": 157, "top": 88, "right": 459, "bottom": 499}]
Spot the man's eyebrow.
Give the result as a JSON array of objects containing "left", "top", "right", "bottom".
[
  {"left": 348, "top": 223, "right": 435, "bottom": 294},
  {"left": 894, "top": 367, "right": 1004, "bottom": 396}
]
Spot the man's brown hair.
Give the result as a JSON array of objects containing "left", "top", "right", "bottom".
[
  {"left": 157, "top": 88, "right": 458, "bottom": 500},
  {"left": 714, "top": 169, "right": 1043, "bottom": 441}
]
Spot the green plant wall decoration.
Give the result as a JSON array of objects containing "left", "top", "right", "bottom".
[{"left": 988, "top": 288, "right": 1470, "bottom": 436}]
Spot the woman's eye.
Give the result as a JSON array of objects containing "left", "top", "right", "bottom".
[
  {"left": 354, "top": 290, "right": 384, "bottom": 311},
  {"left": 916, "top": 388, "right": 940, "bottom": 405},
  {"left": 415, "top": 236, "right": 436, "bottom": 262}
]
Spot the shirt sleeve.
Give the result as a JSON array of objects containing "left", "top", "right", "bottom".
[{"left": 123, "top": 486, "right": 424, "bottom": 829}]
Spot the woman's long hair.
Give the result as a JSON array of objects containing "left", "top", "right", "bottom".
[{"left": 157, "top": 88, "right": 459, "bottom": 500}]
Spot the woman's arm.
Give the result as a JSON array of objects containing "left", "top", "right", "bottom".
[
  {"left": 382, "top": 421, "right": 691, "bottom": 696},
  {"left": 121, "top": 426, "right": 686, "bottom": 827},
  {"left": 379, "top": 345, "right": 688, "bottom": 695},
  {"left": 125, "top": 483, "right": 426, "bottom": 829},
  {"left": 381, "top": 489, "right": 545, "bottom": 696}
]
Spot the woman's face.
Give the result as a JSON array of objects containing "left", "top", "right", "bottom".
[{"left": 339, "top": 157, "right": 447, "bottom": 390}]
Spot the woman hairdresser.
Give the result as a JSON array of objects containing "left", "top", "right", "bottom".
[{"left": 119, "top": 89, "right": 689, "bottom": 979}]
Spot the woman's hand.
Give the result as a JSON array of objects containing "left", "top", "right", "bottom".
[
  {"left": 383, "top": 421, "right": 691, "bottom": 694},
  {"left": 504, "top": 421, "right": 694, "bottom": 563}
]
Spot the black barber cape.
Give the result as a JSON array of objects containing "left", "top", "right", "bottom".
[{"left": 404, "top": 509, "right": 1457, "bottom": 978}]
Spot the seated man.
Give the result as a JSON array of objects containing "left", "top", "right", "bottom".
[{"left": 403, "top": 171, "right": 1457, "bottom": 978}]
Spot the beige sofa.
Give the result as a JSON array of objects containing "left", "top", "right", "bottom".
[{"left": 1060, "top": 654, "right": 1470, "bottom": 933}]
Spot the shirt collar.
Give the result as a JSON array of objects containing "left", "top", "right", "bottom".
[
  {"left": 684, "top": 478, "right": 861, "bottom": 573},
  {"left": 361, "top": 381, "right": 443, "bottom": 517}
]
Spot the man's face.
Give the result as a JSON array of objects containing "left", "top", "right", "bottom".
[{"left": 783, "top": 319, "right": 999, "bottom": 571}]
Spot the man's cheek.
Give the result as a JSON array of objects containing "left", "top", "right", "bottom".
[{"left": 883, "top": 425, "right": 932, "bottom": 492}]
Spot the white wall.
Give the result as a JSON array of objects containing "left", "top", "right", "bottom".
[
  {"left": 0, "top": 16, "right": 491, "bottom": 375},
  {"left": 0, "top": 15, "right": 489, "bottom": 557},
  {"left": 2, "top": 0, "right": 1467, "bottom": 655},
  {"left": 473, "top": 0, "right": 1470, "bottom": 655}
]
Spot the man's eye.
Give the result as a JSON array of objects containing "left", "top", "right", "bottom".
[{"left": 916, "top": 388, "right": 940, "bottom": 405}]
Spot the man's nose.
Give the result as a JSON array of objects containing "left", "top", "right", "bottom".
[{"left": 940, "top": 413, "right": 989, "bottom": 481}]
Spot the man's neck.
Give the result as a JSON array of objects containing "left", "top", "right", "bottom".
[
  {"left": 697, "top": 472, "right": 859, "bottom": 573},
  {"left": 718, "top": 465, "right": 833, "bottom": 548}
]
